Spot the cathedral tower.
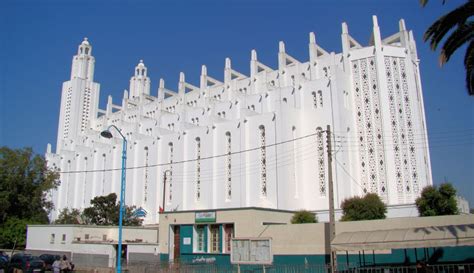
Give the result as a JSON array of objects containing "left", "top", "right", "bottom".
[{"left": 56, "top": 38, "right": 100, "bottom": 152}]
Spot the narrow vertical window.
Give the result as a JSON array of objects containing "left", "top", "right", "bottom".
[
  {"left": 292, "top": 126, "right": 298, "bottom": 197},
  {"left": 312, "top": 92, "right": 318, "bottom": 108},
  {"left": 83, "top": 157, "right": 88, "bottom": 206},
  {"left": 318, "top": 90, "right": 323, "bottom": 107},
  {"left": 196, "top": 137, "right": 201, "bottom": 201},
  {"left": 168, "top": 142, "right": 173, "bottom": 203},
  {"left": 101, "top": 154, "right": 106, "bottom": 195},
  {"left": 259, "top": 125, "right": 267, "bottom": 197},
  {"left": 225, "top": 132, "right": 232, "bottom": 200},
  {"left": 50, "top": 234, "right": 55, "bottom": 244},
  {"left": 144, "top": 146, "right": 149, "bottom": 203}
]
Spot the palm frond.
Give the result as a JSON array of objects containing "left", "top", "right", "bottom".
[
  {"left": 440, "top": 21, "right": 474, "bottom": 65},
  {"left": 424, "top": 1, "right": 474, "bottom": 50},
  {"left": 464, "top": 40, "right": 474, "bottom": 95}
]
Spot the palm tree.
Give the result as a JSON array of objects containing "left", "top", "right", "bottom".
[{"left": 421, "top": 0, "right": 474, "bottom": 96}]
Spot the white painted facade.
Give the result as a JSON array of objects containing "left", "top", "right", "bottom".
[
  {"left": 46, "top": 16, "right": 432, "bottom": 225},
  {"left": 26, "top": 225, "right": 159, "bottom": 267}
]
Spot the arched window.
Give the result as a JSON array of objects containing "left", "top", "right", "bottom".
[
  {"left": 195, "top": 137, "right": 201, "bottom": 201},
  {"left": 259, "top": 125, "right": 267, "bottom": 197},
  {"left": 292, "top": 126, "right": 298, "bottom": 197},
  {"left": 225, "top": 132, "right": 232, "bottom": 200},
  {"left": 101, "top": 153, "right": 106, "bottom": 195}
]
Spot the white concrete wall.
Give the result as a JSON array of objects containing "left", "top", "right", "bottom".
[{"left": 47, "top": 17, "right": 432, "bottom": 225}]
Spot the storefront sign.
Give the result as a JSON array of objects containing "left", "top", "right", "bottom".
[
  {"left": 183, "top": 237, "right": 191, "bottom": 245},
  {"left": 195, "top": 211, "right": 216, "bottom": 223}
]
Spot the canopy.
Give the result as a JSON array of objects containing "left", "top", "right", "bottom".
[{"left": 331, "top": 224, "right": 474, "bottom": 251}]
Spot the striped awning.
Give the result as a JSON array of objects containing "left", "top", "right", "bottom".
[{"left": 331, "top": 224, "right": 474, "bottom": 251}]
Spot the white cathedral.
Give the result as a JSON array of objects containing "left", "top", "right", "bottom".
[{"left": 46, "top": 16, "right": 432, "bottom": 224}]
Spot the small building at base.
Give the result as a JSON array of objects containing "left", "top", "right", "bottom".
[
  {"left": 158, "top": 207, "right": 474, "bottom": 267},
  {"left": 26, "top": 225, "right": 159, "bottom": 268}
]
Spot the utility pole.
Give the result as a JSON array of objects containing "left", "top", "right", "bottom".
[
  {"left": 162, "top": 170, "right": 171, "bottom": 213},
  {"left": 326, "top": 125, "right": 337, "bottom": 273}
]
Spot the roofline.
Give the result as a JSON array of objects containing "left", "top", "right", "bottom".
[{"left": 160, "top": 206, "right": 296, "bottom": 215}]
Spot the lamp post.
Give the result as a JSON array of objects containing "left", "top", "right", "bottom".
[{"left": 100, "top": 125, "right": 127, "bottom": 273}]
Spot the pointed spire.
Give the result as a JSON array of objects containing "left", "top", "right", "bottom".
[
  {"left": 179, "top": 72, "right": 185, "bottom": 96},
  {"left": 251, "top": 49, "right": 257, "bottom": 61},
  {"left": 225, "top": 58, "right": 231, "bottom": 69},
  {"left": 342, "top": 22, "right": 349, "bottom": 34},
  {"left": 309, "top": 32, "right": 316, "bottom": 44},
  {"left": 201, "top": 65, "right": 207, "bottom": 76},
  {"left": 279, "top": 41, "right": 286, "bottom": 53},
  {"left": 159, "top": 78, "right": 165, "bottom": 89},
  {"left": 123, "top": 90, "right": 129, "bottom": 99},
  {"left": 46, "top": 143, "right": 52, "bottom": 154},
  {"left": 399, "top": 19, "right": 406, "bottom": 32},
  {"left": 372, "top": 15, "right": 382, "bottom": 48}
]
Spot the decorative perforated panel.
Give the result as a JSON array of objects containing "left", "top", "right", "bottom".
[
  {"left": 196, "top": 138, "right": 201, "bottom": 201},
  {"left": 225, "top": 132, "right": 232, "bottom": 200},
  {"left": 316, "top": 127, "right": 326, "bottom": 196},
  {"left": 259, "top": 126, "right": 267, "bottom": 197},
  {"left": 351, "top": 57, "right": 387, "bottom": 197},
  {"left": 144, "top": 147, "right": 149, "bottom": 203}
]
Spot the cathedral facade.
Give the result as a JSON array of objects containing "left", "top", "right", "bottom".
[{"left": 46, "top": 16, "right": 432, "bottom": 224}]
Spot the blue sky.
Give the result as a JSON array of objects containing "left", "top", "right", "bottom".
[{"left": 1, "top": 0, "right": 473, "bottom": 204}]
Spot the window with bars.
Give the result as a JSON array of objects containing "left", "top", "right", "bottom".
[
  {"left": 195, "top": 225, "right": 206, "bottom": 252},
  {"left": 210, "top": 225, "right": 220, "bottom": 253},
  {"left": 224, "top": 224, "right": 234, "bottom": 253}
]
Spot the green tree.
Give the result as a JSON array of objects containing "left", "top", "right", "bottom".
[
  {"left": 340, "top": 193, "right": 387, "bottom": 221},
  {"left": 83, "top": 193, "right": 143, "bottom": 226},
  {"left": 421, "top": 0, "right": 474, "bottom": 95},
  {"left": 0, "top": 147, "right": 59, "bottom": 248},
  {"left": 415, "top": 183, "right": 459, "bottom": 216},
  {"left": 55, "top": 208, "right": 82, "bottom": 224},
  {"left": 291, "top": 210, "right": 318, "bottom": 224}
]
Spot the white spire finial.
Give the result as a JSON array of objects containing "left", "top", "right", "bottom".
[
  {"left": 279, "top": 41, "right": 285, "bottom": 53},
  {"left": 372, "top": 15, "right": 379, "bottom": 27},
  {"left": 251, "top": 49, "right": 257, "bottom": 61},
  {"left": 179, "top": 72, "right": 185, "bottom": 82},
  {"left": 309, "top": 32, "right": 316, "bottom": 44},
  {"left": 225, "top": 58, "right": 231, "bottom": 69},
  {"left": 399, "top": 19, "right": 406, "bottom": 31},
  {"left": 342, "top": 22, "right": 349, "bottom": 34},
  {"left": 159, "top": 78, "right": 165, "bottom": 89},
  {"left": 201, "top": 65, "right": 207, "bottom": 76}
]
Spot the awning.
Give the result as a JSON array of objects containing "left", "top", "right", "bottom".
[{"left": 331, "top": 224, "right": 474, "bottom": 251}]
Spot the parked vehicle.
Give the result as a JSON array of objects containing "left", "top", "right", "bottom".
[
  {"left": 38, "top": 254, "right": 60, "bottom": 271},
  {"left": 8, "top": 253, "right": 45, "bottom": 273},
  {"left": 0, "top": 251, "right": 9, "bottom": 270}
]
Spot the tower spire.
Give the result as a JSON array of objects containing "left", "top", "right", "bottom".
[{"left": 129, "top": 60, "right": 151, "bottom": 100}]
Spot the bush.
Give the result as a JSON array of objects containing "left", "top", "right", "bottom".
[
  {"left": 291, "top": 210, "right": 317, "bottom": 224},
  {"left": 340, "top": 193, "right": 387, "bottom": 221},
  {"left": 415, "top": 183, "right": 458, "bottom": 216}
]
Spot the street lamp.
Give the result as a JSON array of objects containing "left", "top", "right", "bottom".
[{"left": 100, "top": 125, "right": 127, "bottom": 273}]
